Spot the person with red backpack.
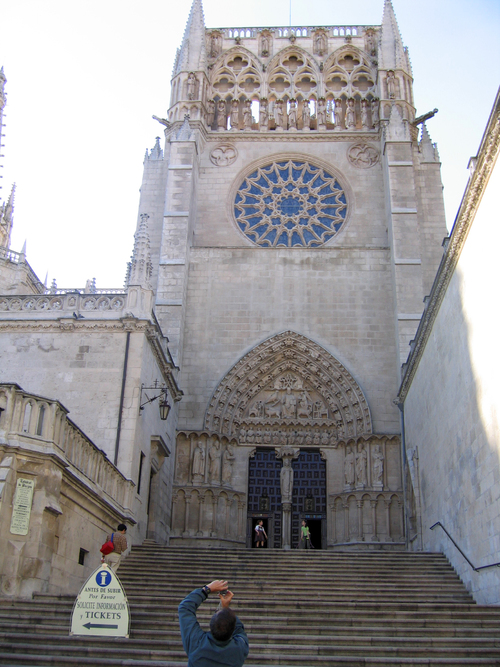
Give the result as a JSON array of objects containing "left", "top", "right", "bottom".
[{"left": 101, "top": 524, "right": 127, "bottom": 572}]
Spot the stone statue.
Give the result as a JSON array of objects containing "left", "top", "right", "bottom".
[
  {"left": 355, "top": 444, "right": 368, "bottom": 486},
  {"left": 387, "top": 71, "right": 396, "bottom": 99},
  {"left": 265, "top": 391, "right": 281, "bottom": 418},
  {"left": 297, "top": 391, "right": 311, "bottom": 419},
  {"left": 210, "top": 32, "right": 221, "bottom": 58},
  {"left": 346, "top": 98, "right": 356, "bottom": 129},
  {"left": 261, "top": 33, "right": 270, "bottom": 56},
  {"left": 344, "top": 446, "right": 355, "bottom": 485},
  {"left": 187, "top": 72, "right": 196, "bottom": 100},
  {"left": 209, "top": 440, "right": 222, "bottom": 482},
  {"left": 243, "top": 100, "right": 253, "bottom": 129},
  {"left": 301, "top": 100, "right": 310, "bottom": 129},
  {"left": 259, "top": 98, "right": 268, "bottom": 130},
  {"left": 217, "top": 100, "right": 227, "bottom": 131},
  {"left": 317, "top": 98, "right": 326, "bottom": 127},
  {"left": 372, "top": 444, "right": 384, "bottom": 485},
  {"left": 288, "top": 99, "right": 297, "bottom": 129},
  {"left": 192, "top": 440, "right": 206, "bottom": 479},
  {"left": 280, "top": 457, "right": 294, "bottom": 501},
  {"left": 314, "top": 32, "right": 327, "bottom": 56},
  {"left": 221, "top": 444, "right": 235, "bottom": 485},
  {"left": 361, "top": 99, "right": 369, "bottom": 129},
  {"left": 207, "top": 100, "right": 216, "bottom": 128},
  {"left": 230, "top": 99, "right": 239, "bottom": 129},
  {"left": 333, "top": 99, "right": 343, "bottom": 129},
  {"left": 371, "top": 99, "right": 380, "bottom": 128},
  {"left": 282, "top": 388, "right": 297, "bottom": 418},
  {"left": 275, "top": 100, "right": 284, "bottom": 129},
  {"left": 239, "top": 427, "right": 246, "bottom": 443},
  {"left": 364, "top": 28, "right": 377, "bottom": 57}
]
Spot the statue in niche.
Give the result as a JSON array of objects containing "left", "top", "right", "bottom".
[
  {"left": 364, "top": 29, "right": 377, "bottom": 57},
  {"left": 282, "top": 388, "right": 297, "bottom": 418},
  {"left": 217, "top": 100, "right": 227, "bottom": 130},
  {"left": 387, "top": 71, "right": 396, "bottom": 99},
  {"left": 239, "top": 427, "right": 246, "bottom": 443},
  {"left": 305, "top": 432, "right": 313, "bottom": 446},
  {"left": 265, "top": 392, "right": 282, "bottom": 418},
  {"left": 297, "top": 391, "right": 312, "bottom": 419},
  {"left": 187, "top": 73, "right": 196, "bottom": 100},
  {"left": 361, "top": 99, "right": 370, "bottom": 129},
  {"left": 314, "top": 32, "right": 327, "bottom": 56},
  {"left": 371, "top": 99, "right": 380, "bottom": 128},
  {"left": 208, "top": 440, "right": 222, "bottom": 483},
  {"left": 344, "top": 446, "right": 355, "bottom": 486},
  {"left": 209, "top": 32, "right": 221, "bottom": 58},
  {"left": 259, "top": 98, "right": 269, "bottom": 129},
  {"left": 302, "top": 100, "right": 311, "bottom": 129},
  {"left": 207, "top": 100, "right": 215, "bottom": 128},
  {"left": 246, "top": 427, "right": 255, "bottom": 442},
  {"left": 243, "top": 100, "right": 253, "bottom": 129},
  {"left": 296, "top": 431, "right": 304, "bottom": 446},
  {"left": 261, "top": 33, "right": 270, "bottom": 57},
  {"left": 192, "top": 440, "right": 206, "bottom": 480},
  {"left": 313, "top": 432, "right": 321, "bottom": 446},
  {"left": 355, "top": 444, "right": 368, "bottom": 486},
  {"left": 279, "top": 430, "right": 287, "bottom": 446},
  {"left": 230, "top": 100, "right": 239, "bottom": 129},
  {"left": 317, "top": 98, "right": 327, "bottom": 127},
  {"left": 321, "top": 431, "right": 330, "bottom": 446},
  {"left": 280, "top": 457, "right": 294, "bottom": 502},
  {"left": 275, "top": 100, "right": 284, "bottom": 129},
  {"left": 255, "top": 429, "right": 262, "bottom": 444},
  {"left": 272, "top": 431, "right": 280, "bottom": 445},
  {"left": 346, "top": 98, "right": 356, "bottom": 129},
  {"left": 372, "top": 444, "right": 384, "bottom": 486},
  {"left": 263, "top": 429, "right": 271, "bottom": 444},
  {"left": 221, "top": 445, "right": 235, "bottom": 486},
  {"left": 288, "top": 100, "right": 297, "bottom": 129},
  {"left": 334, "top": 99, "right": 343, "bottom": 129}
]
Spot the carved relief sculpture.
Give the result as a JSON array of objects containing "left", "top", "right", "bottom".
[
  {"left": 364, "top": 28, "right": 377, "bottom": 57},
  {"left": 355, "top": 444, "right": 368, "bottom": 487},
  {"left": 301, "top": 100, "right": 310, "bottom": 130},
  {"left": 346, "top": 98, "right": 356, "bottom": 129},
  {"left": 217, "top": 100, "right": 227, "bottom": 131},
  {"left": 260, "top": 32, "right": 270, "bottom": 57},
  {"left": 210, "top": 144, "right": 238, "bottom": 167},
  {"left": 288, "top": 100, "right": 297, "bottom": 130},
  {"left": 317, "top": 98, "right": 327, "bottom": 128},
  {"left": 243, "top": 100, "right": 253, "bottom": 130},
  {"left": 221, "top": 444, "right": 235, "bottom": 486},
  {"left": 275, "top": 99, "right": 284, "bottom": 130},
  {"left": 314, "top": 31, "right": 327, "bottom": 57},
  {"left": 259, "top": 98, "right": 268, "bottom": 131},
  {"left": 372, "top": 444, "right": 384, "bottom": 487},
  {"left": 192, "top": 440, "right": 206, "bottom": 482},
  {"left": 209, "top": 440, "right": 222, "bottom": 483},
  {"left": 187, "top": 72, "right": 196, "bottom": 100},
  {"left": 209, "top": 31, "right": 222, "bottom": 58},
  {"left": 230, "top": 100, "right": 239, "bottom": 129},
  {"left": 344, "top": 446, "right": 355, "bottom": 486},
  {"left": 361, "top": 99, "right": 369, "bottom": 129},
  {"left": 280, "top": 457, "right": 294, "bottom": 502}
]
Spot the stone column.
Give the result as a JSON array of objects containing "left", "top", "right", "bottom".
[
  {"left": 384, "top": 499, "right": 392, "bottom": 542},
  {"left": 357, "top": 499, "right": 364, "bottom": 542},
  {"left": 225, "top": 497, "right": 231, "bottom": 537},
  {"left": 182, "top": 492, "right": 191, "bottom": 537},
  {"left": 238, "top": 501, "right": 245, "bottom": 540},
  {"left": 276, "top": 446, "right": 299, "bottom": 550},
  {"left": 371, "top": 500, "right": 378, "bottom": 541},
  {"left": 211, "top": 496, "right": 218, "bottom": 537},
  {"left": 282, "top": 501, "right": 292, "bottom": 550},
  {"left": 343, "top": 501, "right": 350, "bottom": 542},
  {"left": 196, "top": 495, "right": 204, "bottom": 536}
]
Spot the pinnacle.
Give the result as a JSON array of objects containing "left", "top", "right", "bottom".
[
  {"left": 176, "top": 0, "right": 207, "bottom": 75},
  {"left": 379, "top": 0, "right": 407, "bottom": 72}
]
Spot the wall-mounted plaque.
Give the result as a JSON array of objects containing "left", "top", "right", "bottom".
[{"left": 10, "top": 478, "right": 35, "bottom": 536}]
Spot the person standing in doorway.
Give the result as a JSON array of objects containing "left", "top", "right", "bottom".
[
  {"left": 299, "top": 520, "right": 312, "bottom": 549},
  {"left": 254, "top": 519, "right": 267, "bottom": 547}
]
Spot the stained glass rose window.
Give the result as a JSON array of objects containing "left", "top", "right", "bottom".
[{"left": 234, "top": 160, "right": 348, "bottom": 247}]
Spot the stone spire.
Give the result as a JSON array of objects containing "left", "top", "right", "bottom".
[
  {"left": 128, "top": 213, "right": 153, "bottom": 289},
  {"left": 378, "top": 0, "right": 407, "bottom": 72},
  {"left": 175, "top": 0, "right": 207, "bottom": 75},
  {"left": 0, "top": 183, "right": 15, "bottom": 249}
]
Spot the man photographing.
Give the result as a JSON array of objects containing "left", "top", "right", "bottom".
[{"left": 178, "top": 579, "right": 249, "bottom": 666}]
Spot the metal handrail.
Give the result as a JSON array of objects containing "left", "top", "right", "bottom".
[{"left": 430, "top": 521, "right": 500, "bottom": 572}]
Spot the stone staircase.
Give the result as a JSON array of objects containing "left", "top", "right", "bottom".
[{"left": 0, "top": 543, "right": 499, "bottom": 666}]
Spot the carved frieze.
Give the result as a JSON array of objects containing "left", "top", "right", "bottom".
[
  {"left": 347, "top": 142, "right": 380, "bottom": 169},
  {"left": 210, "top": 144, "right": 238, "bottom": 167}
]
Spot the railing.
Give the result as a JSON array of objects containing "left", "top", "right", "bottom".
[
  {"left": 0, "top": 291, "right": 127, "bottom": 314},
  {"left": 0, "top": 383, "right": 135, "bottom": 512},
  {"left": 430, "top": 521, "right": 500, "bottom": 572},
  {"left": 0, "top": 246, "right": 45, "bottom": 294},
  {"left": 214, "top": 25, "right": 372, "bottom": 40}
]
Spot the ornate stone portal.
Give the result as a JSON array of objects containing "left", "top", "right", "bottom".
[{"left": 172, "top": 332, "right": 403, "bottom": 548}]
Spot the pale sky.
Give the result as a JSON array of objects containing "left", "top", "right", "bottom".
[{"left": 1, "top": 0, "right": 499, "bottom": 288}]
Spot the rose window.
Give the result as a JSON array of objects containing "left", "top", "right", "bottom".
[{"left": 234, "top": 160, "right": 348, "bottom": 247}]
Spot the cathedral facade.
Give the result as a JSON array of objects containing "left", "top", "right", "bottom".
[{"left": 6, "top": 0, "right": 498, "bottom": 603}]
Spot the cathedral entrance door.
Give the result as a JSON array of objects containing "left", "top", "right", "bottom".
[
  {"left": 292, "top": 450, "right": 326, "bottom": 549},
  {"left": 247, "top": 448, "right": 282, "bottom": 549}
]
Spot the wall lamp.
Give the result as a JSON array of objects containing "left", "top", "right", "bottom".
[{"left": 139, "top": 380, "right": 171, "bottom": 421}]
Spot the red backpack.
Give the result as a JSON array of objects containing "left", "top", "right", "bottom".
[{"left": 100, "top": 533, "right": 114, "bottom": 555}]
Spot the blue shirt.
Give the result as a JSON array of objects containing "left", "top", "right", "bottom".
[{"left": 178, "top": 588, "right": 249, "bottom": 667}]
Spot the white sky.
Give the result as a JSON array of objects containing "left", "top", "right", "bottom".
[{"left": 1, "top": 0, "right": 499, "bottom": 288}]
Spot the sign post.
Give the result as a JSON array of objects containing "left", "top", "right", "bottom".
[{"left": 70, "top": 564, "right": 130, "bottom": 637}]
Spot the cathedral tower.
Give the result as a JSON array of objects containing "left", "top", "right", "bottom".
[{"left": 136, "top": 0, "right": 447, "bottom": 549}]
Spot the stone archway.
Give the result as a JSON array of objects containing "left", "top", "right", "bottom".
[{"left": 204, "top": 330, "right": 372, "bottom": 444}]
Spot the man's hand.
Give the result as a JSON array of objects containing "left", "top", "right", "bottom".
[
  {"left": 219, "top": 589, "right": 234, "bottom": 608},
  {"left": 207, "top": 580, "right": 228, "bottom": 593}
]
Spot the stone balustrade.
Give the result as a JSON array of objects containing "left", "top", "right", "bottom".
[
  {"left": 216, "top": 26, "right": 368, "bottom": 40},
  {"left": 0, "top": 291, "right": 127, "bottom": 315},
  {"left": 0, "top": 383, "right": 134, "bottom": 513}
]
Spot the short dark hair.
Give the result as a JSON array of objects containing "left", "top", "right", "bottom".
[
  {"left": 117, "top": 524, "right": 127, "bottom": 532},
  {"left": 210, "top": 608, "right": 236, "bottom": 641}
]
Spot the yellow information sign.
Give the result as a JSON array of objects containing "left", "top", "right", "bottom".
[
  {"left": 10, "top": 478, "right": 35, "bottom": 536},
  {"left": 70, "top": 564, "right": 130, "bottom": 637}
]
